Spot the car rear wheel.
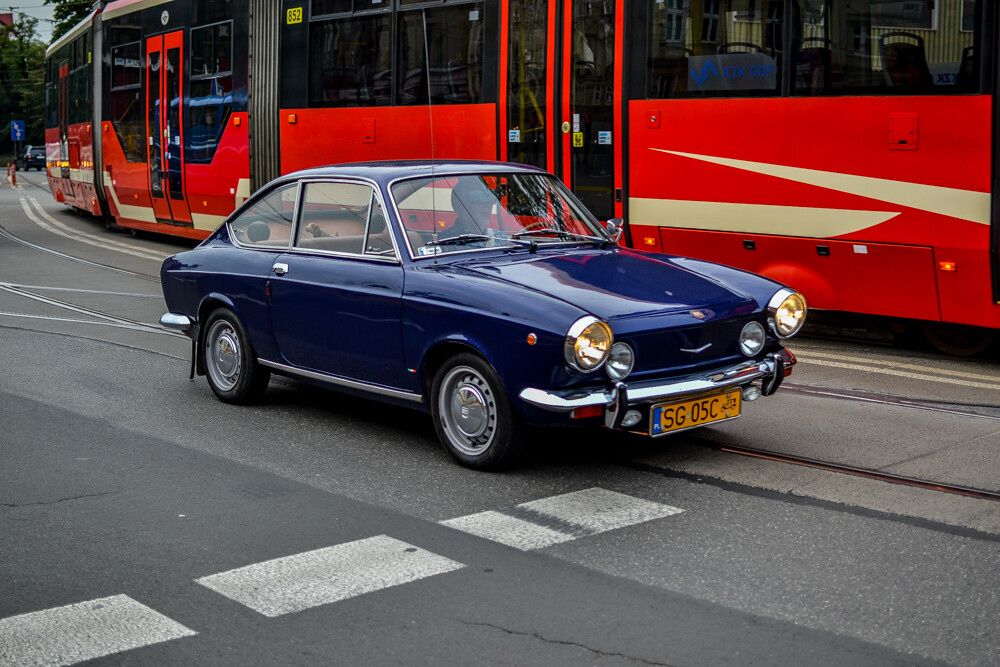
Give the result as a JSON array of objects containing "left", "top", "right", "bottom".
[
  {"left": 203, "top": 308, "right": 270, "bottom": 404},
  {"left": 431, "top": 353, "right": 526, "bottom": 470}
]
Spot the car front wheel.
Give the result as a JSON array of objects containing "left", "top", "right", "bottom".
[
  {"left": 203, "top": 308, "right": 270, "bottom": 404},
  {"left": 431, "top": 353, "right": 526, "bottom": 470}
]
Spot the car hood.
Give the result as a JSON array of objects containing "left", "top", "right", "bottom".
[{"left": 450, "top": 248, "right": 755, "bottom": 321}]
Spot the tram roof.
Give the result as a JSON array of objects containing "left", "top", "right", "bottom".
[{"left": 45, "top": 9, "right": 98, "bottom": 58}]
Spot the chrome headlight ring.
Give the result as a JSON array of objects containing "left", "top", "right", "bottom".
[
  {"left": 606, "top": 341, "right": 635, "bottom": 380},
  {"left": 767, "top": 288, "right": 807, "bottom": 338},
  {"left": 564, "top": 316, "right": 613, "bottom": 373},
  {"left": 739, "top": 321, "right": 766, "bottom": 357}
]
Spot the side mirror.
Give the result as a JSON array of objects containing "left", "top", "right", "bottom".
[{"left": 605, "top": 217, "right": 624, "bottom": 244}]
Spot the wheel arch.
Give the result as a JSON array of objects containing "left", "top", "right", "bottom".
[
  {"left": 194, "top": 294, "right": 241, "bottom": 376},
  {"left": 420, "top": 338, "right": 494, "bottom": 397}
]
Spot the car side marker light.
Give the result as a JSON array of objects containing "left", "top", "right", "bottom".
[
  {"left": 939, "top": 261, "right": 957, "bottom": 272},
  {"left": 526, "top": 333, "right": 537, "bottom": 345}
]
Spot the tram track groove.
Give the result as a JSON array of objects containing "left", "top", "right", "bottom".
[
  {"left": 783, "top": 383, "right": 1000, "bottom": 421},
  {"left": 0, "top": 283, "right": 185, "bottom": 339},
  {"left": 695, "top": 442, "right": 1000, "bottom": 503},
  {"left": 4, "top": 180, "right": 998, "bottom": 501},
  {"left": 0, "top": 220, "right": 160, "bottom": 282}
]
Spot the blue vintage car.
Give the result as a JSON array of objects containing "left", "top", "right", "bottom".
[{"left": 160, "top": 162, "right": 805, "bottom": 469}]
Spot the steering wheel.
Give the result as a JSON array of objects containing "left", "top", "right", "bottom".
[{"left": 519, "top": 220, "right": 556, "bottom": 232}]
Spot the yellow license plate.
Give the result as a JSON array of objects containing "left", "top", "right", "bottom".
[{"left": 650, "top": 389, "right": 741, "bottom": 436}]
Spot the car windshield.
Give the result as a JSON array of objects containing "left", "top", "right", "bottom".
[{"left": 390, "top": 172, "right": 608, "bottom": 257}]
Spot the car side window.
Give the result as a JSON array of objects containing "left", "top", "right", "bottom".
[
  {"left": 295, "top": 181, "right": 379, "bottom": 256},
  {"left": 229, "top": 183, "right": 297, "bottom": 248}
]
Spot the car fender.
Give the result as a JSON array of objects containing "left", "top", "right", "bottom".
[{"left": 403, "top": 271, "right": 586, "bottom": 414}]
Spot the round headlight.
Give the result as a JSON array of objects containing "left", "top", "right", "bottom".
[
  {"left": 768, "top": 289, "right": 807, "bottom": 338},
  {"left": 564, "top": 316, "right": 612, "bottom": 372},
  {"left": 606, "top": 342, "right": 635, "bottom": 380},
  {"left": 739, "top": 321, "right": 765, "bottom": 357}
]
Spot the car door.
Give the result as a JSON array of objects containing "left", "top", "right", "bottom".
[
  {"left": 268, "top": 179, "right": 407, "bottom": 390},
  {"left": 218, "top": 181, "right": 297, "bottom": 359}
]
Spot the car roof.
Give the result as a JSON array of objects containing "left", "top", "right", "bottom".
[{"left": 281, "top": 160, "right": 549, "bottom": 185}]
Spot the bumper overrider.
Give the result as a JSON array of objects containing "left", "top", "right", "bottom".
[{"left": 518, "top": 348, "right": 796, "bottom": 430}]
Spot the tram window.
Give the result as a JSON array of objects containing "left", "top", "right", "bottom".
[
  {"left": 44, "top": 59, "right": 57, "bottom": 129},
  {"left": 189, "top": 21, "right": 233, "bottom": 164},
  {"left": 312, "top": 0, "right": 351, "bottom": 16},
  {"left": 111, "top": 42, "right": 141, "bottom": 89},
  {"left": 793, "top": 0, "right": 981, "bottom": 95},
  {"left": 191, "top": 22, "right": 232, "bottom": 77},
  {"left": 309, "top": 14, "right": 391, "bottom": 107},
  {"left": 506, "top": 0, "right": 548, "bottom": 170},
  {"left": 107, "top": 19, "right": 144, "bottom": 162},
  {"left": 397, "top": 2, "right": 484, "bottom": 105},
  {"left": 191, "top": 0, "right": 233, "bottom": 25},
  {"left": 646, "top": 0, "right": 781, "bottom": 99},
  {"left": 69, "top": 35, "right": 90, "bottom": 126},
  {"left": 110, "top": 88, "right": 145, "bottom": 163}
]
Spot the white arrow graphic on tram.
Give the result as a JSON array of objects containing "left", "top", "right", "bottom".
[{"left": 653, "top": 148, "right": 991, "bottom": 225}]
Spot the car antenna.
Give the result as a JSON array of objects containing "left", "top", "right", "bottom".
[{"left": 422, "top": 10, "right": 439, "bottom": 268}]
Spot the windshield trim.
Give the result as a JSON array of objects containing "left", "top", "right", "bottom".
[{"left": 387, "top": 170, "right": 611, "bottom": 262}]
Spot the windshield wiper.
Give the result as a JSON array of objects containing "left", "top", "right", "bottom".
[
  {"left": 511, "top": 228, "right": 607, "bottom": 246},
  {"left": 426, "top": 234, "right": 534, "bottom": 249}
]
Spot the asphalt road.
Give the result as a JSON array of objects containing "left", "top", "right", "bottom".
[{"left": 1, "top": 171, "right": 998, "bottom": 666}]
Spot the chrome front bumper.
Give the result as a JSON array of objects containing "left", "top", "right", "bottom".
[{"left": 519, "top": 349, "right": 796, "bottom": 425}]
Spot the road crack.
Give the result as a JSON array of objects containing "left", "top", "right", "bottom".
[
  {"left": 1, "top": 491, "right": 119, "bottom": 508},
  {"left": 460, "top": 620, "right": 676, "bottom": 665}
]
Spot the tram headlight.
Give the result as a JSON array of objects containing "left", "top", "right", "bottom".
[
  {"left": 767, "top": 289, "right": 807, "bottom": 338},
  {"left": 564, "top": 316, "right": 612, "bottom": 372}
]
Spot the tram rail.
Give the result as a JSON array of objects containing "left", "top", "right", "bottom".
[
  {"left": 2, "top": 199, "right": 998, "bottom": 501},
  {"left": 701, "top": 442, "right": 1000, "bottom": 503}
]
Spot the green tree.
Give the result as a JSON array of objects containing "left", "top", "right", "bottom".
[
  {"left": 0, "top": 17, "right": 46, "bottom": 152},
  {"left": 45, "top": 0, "right": 93, "bottom": 42}
]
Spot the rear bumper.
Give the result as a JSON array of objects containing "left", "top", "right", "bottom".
[
  {"left": 518, "top": 348, "right": 795, "bottom": 426},
  {"left": 160, "top": 312, "right": 193, "bottom": 332}
]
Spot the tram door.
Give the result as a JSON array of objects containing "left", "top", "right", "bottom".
[
  {"left": 146, "top": 31, "right": 191, "bottom": 224},
  {"left": 503, "top": 0, "right": 622, "bottom": 221}
]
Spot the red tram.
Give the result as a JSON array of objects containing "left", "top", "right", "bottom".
[{"left": 44, "top": 1, "right": 1000, "bottom": 351}]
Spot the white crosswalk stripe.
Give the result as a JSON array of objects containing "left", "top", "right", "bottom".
[
  {"left": 440, "top": 487, "right": 684, "bottom": 550},
  {"left": 0, "top": 594, "right": 196, "bottom": 667},
  {"left": 0, "top": 489, "right": 681, "bottom": 664},
  {"left": 195, "top": 535, "right": 465, "bottom": 617}
]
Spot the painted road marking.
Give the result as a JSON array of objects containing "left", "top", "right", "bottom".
[
  {"left": 798, "top": 349, "right": 1000, "bottom": 382},
  {"left": 795, "top": 350, "right": 1000, "bottom": 391},
  {"left": 441, "top": 487, "right": 684, "bottom": 550},
  {"left": 19, "top": 196, "right": 168, "bottom": 262},
  {"left": 195, "top": 535, "right": 465, "bottom": 617},
  {"left": 0, "top": 594, "right": 196, "bottom": 667}
]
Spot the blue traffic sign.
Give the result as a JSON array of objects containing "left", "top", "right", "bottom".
[{"left": 10, "top": 120, "right": 25, "bottom": 141}]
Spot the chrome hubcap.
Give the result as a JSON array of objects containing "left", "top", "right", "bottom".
[
  {"left": 451, "top": 383, "right": 488, "bottom": 438},
  {"left": 207, "top": 321, "right": 241, "bottom": 391},
  {"left": 439, "top": 365, "right": 496, "bottom": 456}
]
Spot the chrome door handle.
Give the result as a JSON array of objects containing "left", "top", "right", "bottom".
[{"left": 272, "top": 263, "right": 288, "bottom": 276}]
